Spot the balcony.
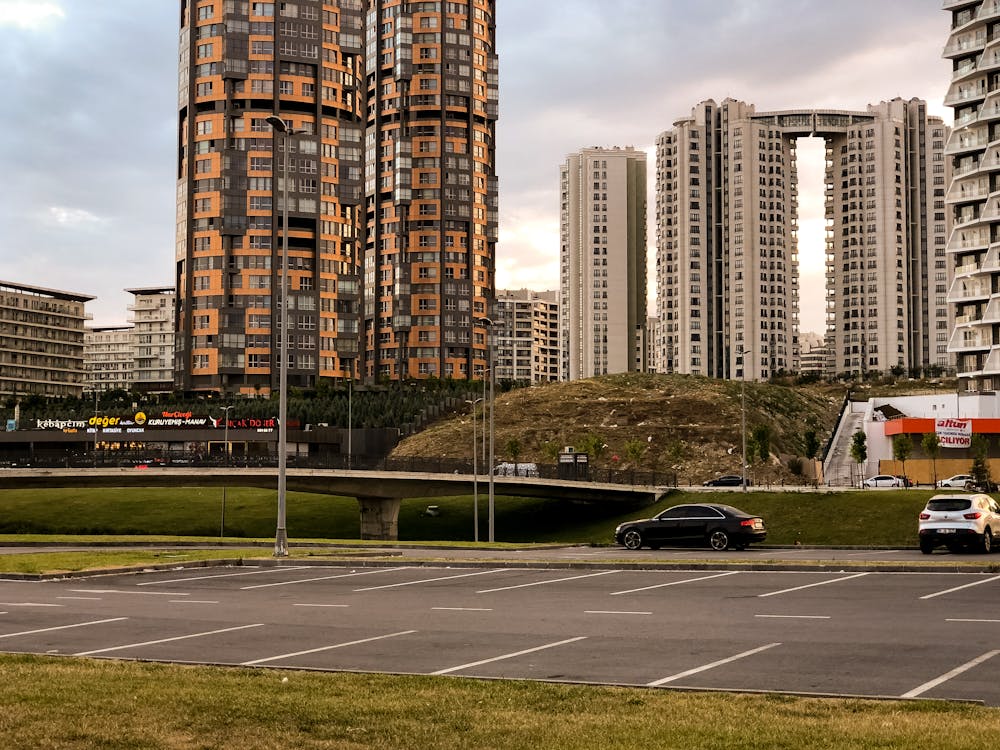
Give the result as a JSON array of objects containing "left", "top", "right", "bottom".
[
  {"left": 948, "top": 276, "right": 994, "bottom": 302},
  {"left": 949, "top": 328, "right": 992, "bottom": 350}
]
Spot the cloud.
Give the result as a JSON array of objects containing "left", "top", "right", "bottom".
[
  {"left": 45, "top": 206, "right": 108, "bottom": 228},
  {"left": 0, "top": 0, "right": 64, "bottom": 29}
]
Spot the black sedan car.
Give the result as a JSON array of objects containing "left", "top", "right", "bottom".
[
  {"left": 614, "top": 503, "right": 767, "bottom": 551},
  {"left": 703, "top": 474, "right": 750, "bottom": 487}
]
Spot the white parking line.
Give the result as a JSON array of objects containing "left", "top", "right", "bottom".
[
  {"left": 168, "top": 600, "right": 218, "bottom": 604},
  {"left": 294, "top": 603, "right": 350, "bottom": 609},
  {"left": 901, "top": 650, "right": 1000, "bottom": 698},
  {"left": 647, "top": 643, "right": 782, "bottom": 686},
  {"left": 0, "top": 617, "right": 127, "bottom": 639},
  {"left": 920, "top": 575, "right": 1000, "bottom": 600},
  {"left": 477, "top": 571, "right": 618, "bottom": 594},
  {"left": 137, "top": 566, "right": 308, "bottom": 586},
  {"left": 431, "top": 636, "right": 588, "bottom": 675},
  {"left": 755, "top": 615, "right": 831, "bottom": 620},
  {"left": 75, "top": 623, "right": 264, "bottom": 657},
  {"left": 71, "top": 589, "right": 189, "bottom": 597},
  {"left": 0, "top": 602, "right": 63, "bottom": 607},
  {"left": 432, "top": 607, "right": 493, "bottom": 612},
  {"left": 948, "top": 618, "right": 1000, "bottom": 624},
  {"left": 242, "top": 630, "right": 416, "bottom": 666},
  {"left": 240, "top": 567, "right": 411, "bottom": 590},
  {"left": 354, "top": 569, "right": 507, "bottom": 592},
  {"left": 585, "top": 610, "right": 652, "bottom": 616},
  {"left": 610, "top": 571, "right": 739, "bottom": 596},
  {"left": 757, "top": 573, "right": 869, "bottom": 598},
  {"left": 57, "top": 597, "right": 102, "bottom": 601}
]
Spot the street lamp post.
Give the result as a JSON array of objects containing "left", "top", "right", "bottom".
[
  {"left": 478, "top": 317, "right": 496, "bottom": 542},
  {"left": 466, "top": 397, "right": 483, "bottom": 542},
  {"left": 220, "top": 404, "right": 234, "bottom": 538},
  {"left": 267, "top": 115, "right": 293, "bottom": 557}
]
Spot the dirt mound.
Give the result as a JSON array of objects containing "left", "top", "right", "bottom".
[{"left": 390, "top": 373, "right": 843, "bottom": 484}]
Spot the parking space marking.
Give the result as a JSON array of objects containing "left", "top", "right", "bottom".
[
  {"left": 755, "top": 614, "right": 831, "bottom": 620},
  {"left": 920, "top": 575, "right": 1000, "bottom": 600},
  {"left": 477, "top": 571, "right": 618, "bottom": 594},
  {"left": 647, "top": 643, "right": 782, "bottom": 687},
  {"left": 241, "top": 630, "right": 417, "bottom": 666},
  {"left": 947, "top": 618, "right": 1000, "bottom": 624},
  {"left": 75, "top": 623, "right": 264, "bottom": 657},
  {"left": 585, "top": 610, "right": 652, "bottom": 616},
  {"left": 758, "top": 573, "right": 869, "bottom": 598},
  {"left": 610, "top": 571, "right": 739, "bottom": 596},
  {"left": 0, "top": 617, "right": 127, "bottom": 640},
  {"left": 353, "top": 569, "right": 507, "bottom": 592},
  {"left": 431, "top": 636, "right": 588, "bottom": 675},
  {"left": 431, "top": 607, "right": 493, "bottom": 612},
  {"left": 294, "top": 603, "right": 350, "bottom": 609},
  {"left": 0, "top": 602, "right": 63, "bottom": 607},
  {"left": 168, "top": 600, "right": 218, "bottom": 604},
  {"left": 71, "top": 589, "right": 190, "bottom": 597},
  {"left": 57, "top": 596, "right": 102, "bottom": 601},
  {"left": 240, "top": 567, "right": 411, "bottom": 590},
  {"left": 137, "top": 567, "right": 308, "bottom": 586},
  {"left": 901, "top": 650, "right": 1000, "bottom": 698}
]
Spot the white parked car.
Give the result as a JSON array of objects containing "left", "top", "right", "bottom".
[
  {"left": 937, "top": 474, "right": 974, "bottom": 489},
  {"left": 918, "top": 493, "right": 1000, "bottom": 554},
  {"left": 862, "top": 474, "right": 902, "bottom": 488}
]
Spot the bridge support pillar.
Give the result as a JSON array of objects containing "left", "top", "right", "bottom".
[{"left": 356, "top": 497, "right": 402, "bottom": 541}]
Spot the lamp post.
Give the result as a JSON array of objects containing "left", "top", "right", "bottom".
[
  {"left": 220, "top": 404, "right": 234, "bottom": 538},
  {"left": 267, "top": 115, "right": 293, "bottom": 557},
  {"left": 465, "top": 397, "right": 483, "bottom": 542},
  {"left": 478, "top": 317, "right": 496, "bottom": 542},
  {"left": 347, "top": 361, "right": 353, "bottom": 470}
]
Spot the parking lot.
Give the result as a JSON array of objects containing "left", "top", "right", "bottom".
[{"left": 2, "top": 562, "right": 1000, "bottom": 704}]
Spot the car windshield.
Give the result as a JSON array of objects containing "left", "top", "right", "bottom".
[{"left": 927, "top": 499, "right": 972, "bottom": 512}]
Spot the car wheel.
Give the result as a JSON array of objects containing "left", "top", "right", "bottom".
[
  {"left": 708, "top": 529, "right": 730, "bottom": 551},
  {"left": 919, "top": 539, "right": 934, "bottom": 555},
  {"left": 622, "top": 528, "right": 643, "bottom": 550},
  {"left": 982, "top": 528, "right": 993, "bottom": 555}
]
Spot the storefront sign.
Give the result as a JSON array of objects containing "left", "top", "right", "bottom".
[{"left": 936, "top": 418, "right": 972, "bottom": 449}]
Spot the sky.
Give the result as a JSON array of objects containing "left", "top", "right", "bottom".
[{"left": 0, "top": 0, "right": 953, "bottom": 334}]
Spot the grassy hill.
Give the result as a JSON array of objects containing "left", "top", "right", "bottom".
[{"left": 391, "top": 373, "right": 845, "bottom": 484}]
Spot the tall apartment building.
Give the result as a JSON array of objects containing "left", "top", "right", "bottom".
[
  {"left": 656, "top": 98, "right": 950, "bottom": 381},
  {"left": 364, "top": 0, "right": 498, "bottom": 381},
  {"left": 493, "top": 289, "right": 558, "bottom": 383},
  {"left": 174, "top": 0, "right": 496, "bottom": 395},
  {"left": 0, "top": 281, "right": 93, "bottom": 398},
  {"left": 128, "top": 287, "right": 176, "bottom": 392},
  {"left": 560, "top": 146, "right": 648, "bottom": 381},
  {"left": 84, "top": 326, "right": 135, "bottom": 392},
  {"left": 943, "top": 1, "right": 1000, "bottom": 391}
]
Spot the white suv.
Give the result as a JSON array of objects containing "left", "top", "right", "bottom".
[{"left": 918, "top": 493, "right": 1000, "bottom": 554}]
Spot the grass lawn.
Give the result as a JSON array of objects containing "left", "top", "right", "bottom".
[
  {"left": 1, "top": 655, "right": 997, "bottom": 749},
  {"left": 0, "top": 486, "right": 941, "bottom": 547}
]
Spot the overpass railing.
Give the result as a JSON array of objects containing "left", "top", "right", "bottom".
[{"left": 1, "top": 452, "right": 822, "bottom": 490}]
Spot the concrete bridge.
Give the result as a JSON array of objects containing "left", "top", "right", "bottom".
[{"left": 0, "top": 468, "right": 665, "bottom": 540}]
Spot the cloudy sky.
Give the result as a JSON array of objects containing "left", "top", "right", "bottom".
[{"left": 0, "top": 0, "right": 952, "bottom": 334}]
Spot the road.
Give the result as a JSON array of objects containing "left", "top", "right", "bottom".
[{"left": 2, "top": 560, "right": 1000, "bottom": 704}]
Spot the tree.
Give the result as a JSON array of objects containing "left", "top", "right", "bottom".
[
  {"left": 505, "top": 438, "right": 522, "bottom": 465},
  {"left": 803, "top": 430, "right": 820, "bottom": 461},
  {"left": 921, "top": 432, "right": 941, "bottom": 488},
  {"left": 623, "top": 439, "right": 645, "bottom": 466},
  {"left": 970, "top": 434, "right": 993, "bottom": 490},
  {"left": 751, "top": 425, "right": 771, "bottom": 465},
  {"left": 850, "top": 430, "right": 867, "bottom": 486},
  {"left": 891, "top": 434, "right": 912, "bottom": 487}
]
